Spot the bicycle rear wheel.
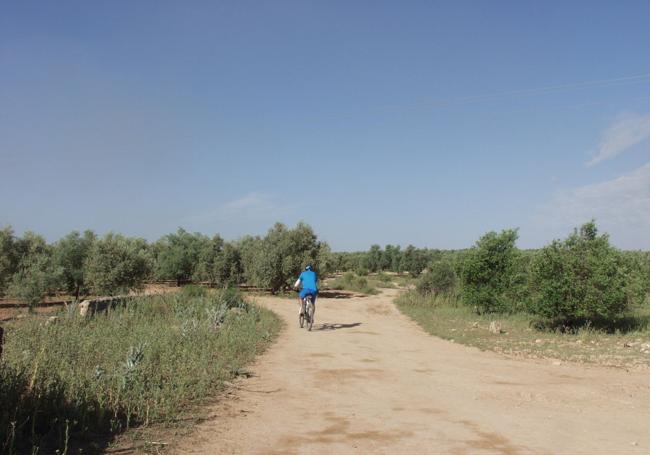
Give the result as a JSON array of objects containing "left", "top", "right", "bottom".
[
  {"left": 307, "top": 301, "right": 315, "bottom": 331},
  {"left": 299, "top": 301, "right": 305, "bottom": 328}
]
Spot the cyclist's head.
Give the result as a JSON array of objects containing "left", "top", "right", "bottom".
[{"left": 305, "top": 265, "right": 313, "bottom": 271}]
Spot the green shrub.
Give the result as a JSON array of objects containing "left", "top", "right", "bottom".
[
  {"left": 180, "top": 284, "right": 208, "bottom": 298},
  {"left": 459, "top": 229, "right": 520, "bottom": 313},
  {"left": 330, "top": 272, "right": 377, "bottom": 294},
  {"left": 400, "top": 245, "right": 428, "bottom": 277},
  {"left": 7, "top": 254, "right": 62, "bottom": 310},
  {"left": 355, "top": 267, "right": 369, "bottom": 276},
  {"left": 620, "top": 251, "right": 650, "bottom": 306},
  {"left": 376, "top": 272, "right": 392, "bottom": 283},
  {"left": 417, "top": 261, "right": 457, "bottom": 297},
  {"left": 341, "top": 271, "right": 356, "bottom": 285},
  {"left": 530, "top": 222, "right": 634, "bottom": 323}
]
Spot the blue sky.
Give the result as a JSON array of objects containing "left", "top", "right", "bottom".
[{"left": 1, "top": 1, "right": 650, "bottom": 250}]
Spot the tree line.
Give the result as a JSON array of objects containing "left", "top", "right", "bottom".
[
  {"left": 0, "top": 222, "right": 331, "bottom": 308},
  {"left": 415, "top": 221, "right": 650, "bottom": 325},
  {"left": 3, "top": 219, "right": 649, "bottom": 324},
  {"left": 329, "top": 244, "right": 462, "bottom": 277}
]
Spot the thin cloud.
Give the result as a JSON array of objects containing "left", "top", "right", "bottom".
[
  {"left": 181, "top": 193, "right": 300, "bottom": 236},
  {"left": 587, "top": 113, "right": 650, "bottom": 167},
  {"left": 538, "top": 162, "right": 650, "bottom": 248},
  {"left": 222, "top": 192, "right": 276, "bottom": 212}
]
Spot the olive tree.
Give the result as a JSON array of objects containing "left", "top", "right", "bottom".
[
  {"left": 154, "top": 228, "right": 209, "bottom": 286},
  {"left": 52, "top": 230, "right": 96, "bottom": 300},
  {"left": 195, "top": 235, "right": 243, "bottom": 287},
  {"left": 6, "top": 231, "right": 61, "bottom": 309},
  {"left": 8, "top": 253, "right": 62, "bottom": 310},
  {"left": 530, "top": 222, "right": 632, "bottom": 323},
  {"left": 400, "top": 245, "right": 428, "bottom": 277},
  {"left": 363, "top": 245, "right": 383, "bottom": 273},
  {"left": 383, "top": 244, "right": 402, "bottom": 273},
  {"left": 0, "top": 226, "right": 18, "bottom": 296},
  {"left": 84, "top": 233, "right": 152, "bottom": 295},
  {"left": 13, "top": 231, "right": 49, "bottom": 263},
  {"left": 244, "top": 222, "right": 329, "bottom": 293}
]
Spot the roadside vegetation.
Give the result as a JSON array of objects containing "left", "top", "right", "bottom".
[
  {"left": 0, "top": 222, "right": 332, "bottom": 311},
  {"left": 329, "top": 243, "right": 459, "bottom": 277},
  {"left": 0, "top": 288, "right": 281, "bottom": 453},
  {"left": 329, "top": 272, "right": 379, "bottom": 295},
  {"left": 396, "top": 221, "right": 650, "bottom": 368},
  {"left": 2, "top": 217, "right": 650, "bottom": 453},
  {"left": 396, "top": 292, "right": 650, "bottom": 368}
]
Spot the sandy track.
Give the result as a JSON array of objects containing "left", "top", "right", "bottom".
[{"left": 173, "top": 289, "right": 650, "bottom": 454}]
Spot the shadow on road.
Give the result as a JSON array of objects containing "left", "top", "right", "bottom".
[{"left": 315, "top": 322, "right": 362, "bottom": 331}]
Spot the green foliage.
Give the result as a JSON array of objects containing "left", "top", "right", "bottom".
[
  {"left": 0, "top": 226, "right": 18, "bottom": 296},
  {"left": 237, "top": 234, "right": 263, "bottom": 284},
  {"left": 180, "top": 284, "right": 208, "bottom": 298},
  {"left": 7, "top": 254, "right": 62, "bottom": 310},
  {"left": 400, "top": 245, "right": 429, "bottom": 277},
  {"left": 194, "top": 236, "right": 243, "bottom": 287},
  {"left": 459, "top": 229, "right": 520, "bottom": 314},
  {"left": 13, "top": 231, "right": 49, "bottom": 265},
  {"left": 154, "top": 228, "right": 209, "bottom": 285},
  {"left": 0, "top": 230, "right": 63, "bottom": 307},
  {"left": 363, "top": 244, "right": 383, "bottom": 273},
  {"left": 384, "top": 244, "right": 403, "bottom": 273},
  {"left": 376, "top": 272, "right": 392, "bottom": 283},
  {"left": 417, "top": 260, "right": 457, "bottom": 297},
  {"left": 84, "top": 233, "right": 152, "bottom": 295},
  {"left": 216, "top": 242, "right": 244, "bottom": 286},
  {"left": 315, "top": 242, "right": 336, "bottom": 277},
  {"left": 530, "top": 222, "right": 634, "bottom": 322},
  {"left": 243, "top": 222, "right": 329, "bottom": 293},
  {"left": 52, "top": 230, "right": 96, "bottom": 299},
  {"left": 0, "top": 290, "right": 280, "bottom": 453},
  {"left": 355, "top": 266, "right": 369, "bottom": 276},
  {"left": 330, "top": 272, "right": 378, "bottom": 295},
  {"left": 620, "top": 251, "right": 650, "bottom": 306}
]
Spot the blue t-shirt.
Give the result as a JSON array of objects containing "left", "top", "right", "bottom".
[{"left": 299, "top": 270, "right": 318, "bottom": 291}]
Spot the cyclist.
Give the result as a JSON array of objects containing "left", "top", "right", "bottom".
[{"left": 294, "top": 265, "right": 318, "bottom": 317}]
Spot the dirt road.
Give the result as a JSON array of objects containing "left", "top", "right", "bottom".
[{"left": 174, "top": 289, "right": 650, "bottom": 454}]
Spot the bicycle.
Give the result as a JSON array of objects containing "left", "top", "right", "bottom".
[{"left": 299, "top": 293, "right": 315, "bottom": 331}]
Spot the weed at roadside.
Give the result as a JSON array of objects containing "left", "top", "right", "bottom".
[
  {"left": 0, "top": 290, "right": 281, "bottom": 453},
  {"left": 395, "top": 291, "right": 650, "bottom": 369},
  {"left": 328, "top": 272, "right": 378, "bottom": 295}
]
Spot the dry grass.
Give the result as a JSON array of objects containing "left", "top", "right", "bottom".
[
  {"left": 396, "top": 291, "right": 650, "bottom": 370},
  {"left": 0, "top": 288, "right": 281, "bottom": 454}
]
